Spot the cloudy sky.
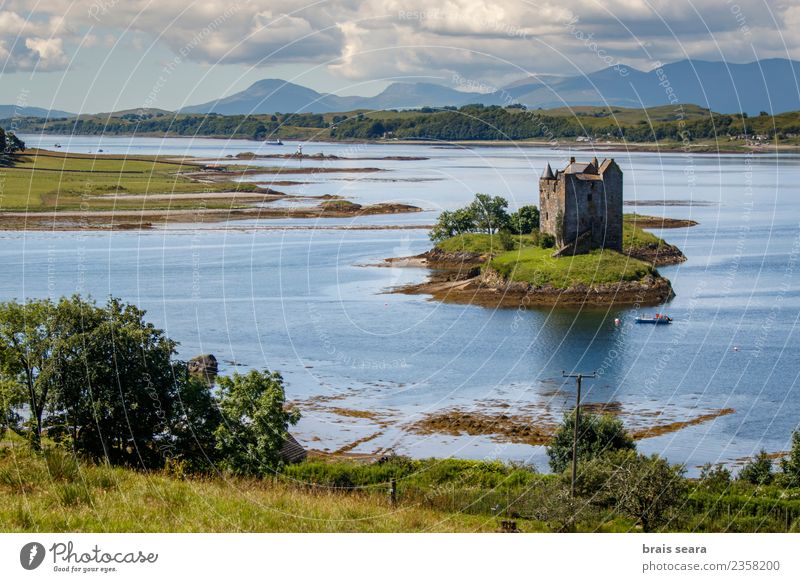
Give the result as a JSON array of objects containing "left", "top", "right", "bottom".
[{"left": 0, "top": 0, "right": 797, "bottom": 112}]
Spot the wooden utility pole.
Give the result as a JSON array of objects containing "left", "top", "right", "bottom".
[{"left": 562, "top": 370, "right": 597, "bottom": 498}]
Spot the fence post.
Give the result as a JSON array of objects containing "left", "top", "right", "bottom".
[{"left": 389, "top": 478, "right": 397, "bottom": 506}]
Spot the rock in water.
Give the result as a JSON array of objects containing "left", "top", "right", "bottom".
[{"left": 188, "top": 354, "right": 219, "bottom": 384}]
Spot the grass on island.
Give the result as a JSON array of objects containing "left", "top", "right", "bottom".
[
  {"left": 490, "top": 247, "right": 655, "bottom": 288},
  {"left": 434, "top": 222, "right": 662, "bottom": 289},
  {"left": 622, "top": 221, "right": 664, "bottom": 248},
  {"left": 0, "top": 149, "right": 261, "bottom": 212}
]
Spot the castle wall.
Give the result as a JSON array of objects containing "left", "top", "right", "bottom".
[
  {"left": 538, "top": 160, "right": 623, "bottom": 252},
  {"left": 601, "top": 164, "right": 623, "bottom": 251},
  {"left": 538, "top": 177, "right": 563, "bottom": 240}
]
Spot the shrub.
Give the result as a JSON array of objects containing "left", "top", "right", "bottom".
[
  {"left": 698, "top": 463, "right": 732, "bottom": 493},
  {"left": 738, "top": 450, "right": 774, "bottom": 486},
  {"left": 547, "top": 411, "right": 635, "bottom": 473},
  {"left": 606, "top": 452, "right": 687, "bottom": 532},
  {"left": 498, "top": 230, "right": 514, "bottom": 251},
  {"left": 539, "top": 233, "right": 556, "bottom": 248}
]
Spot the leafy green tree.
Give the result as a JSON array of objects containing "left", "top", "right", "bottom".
[
  {"left": 509, "top": 205, "right": 540, "bottom": 234},
  {"left": 606, "top": 451, "right": 687, "bottom": 532},
  {"left": 0, "top": 299, "right": 60, "bottom": 448},
  {"left": 215, "top": 369, "right": 300, "bottom": 476},
  {"left": 169, "top": 366, "right": 222, "bottom": 472},
  {"left": 0, "top": 129, "right": 25, "bottom": 154},
  {"left": 429, "top": 207, "right": 476, "bottom": 242},
  {"left": 738, "top": 449, "right": 774, "bottom": 485},
  {"left": 547, "top": 411, "right": 635, "bottom": 473},
  {"left": 780, "top": 430, "right": 800, "bottom": 487},
  {"left": 42, "top": 297, "right": 180, "bottom": 466},
  {"left": 469, "top": 193, "right": 509, "bottom": 234}
]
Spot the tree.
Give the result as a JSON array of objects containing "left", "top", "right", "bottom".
[
  {"left": 0, "top": 296, "right": 182, "bottom": 461},
  {"left": 547, "top": 411, "right": 635, "bottom": 473},
  {"left": 0, "top": 299, "right": 60, "bottom": 448},
  {"left": 42, "top": 297, "right": 181, "bottom": 467},
  {"left": 169, "top": 365, "right": 222, "bottom": 472},
  {"left": 738, "top": 449, "right": 774, "bottom": 486},
  {"left": 780, "top": 429, "right": 800, "bottom": 487},
  {"left": 214, "top": 369, "right": 300, "bottom": 476},
  {"left": 606, "top": 452, "right": 687, "bottom": 532},
  {"left": 469, "top": 193, "right": 509, "bottom": 234},
  {"left": 429, "top": 207, "right": 476, "bottom": 242},
  {"left": 0, "top": 128, "right": 25, "bottom": 154},
  {"left": 509, "top": 205, "right": 540, "bottom": 234}
]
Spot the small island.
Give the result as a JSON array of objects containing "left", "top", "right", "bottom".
[
  {"left": 390, "top": 158, "right": 692, "bottom": 308},
  {"left": 0, "top": 146, "right": 422, "bottom": 230}
]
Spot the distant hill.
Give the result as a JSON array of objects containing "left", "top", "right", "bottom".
[
  {"left": 180, "top": 79, "right": 499, "bottom": 115},
  {"left": 505, "top": 59, "right": 800, "bottom": 115},
  {"left": 181, "top": 59, "right": 800, "bottom": 116},
  {"left": 0, "top": 105, "right": 74, "bottom": 119}
]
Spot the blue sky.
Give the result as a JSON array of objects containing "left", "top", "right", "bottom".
[{"left": 1, "top": 0, "right": 797, "bottom": 113}]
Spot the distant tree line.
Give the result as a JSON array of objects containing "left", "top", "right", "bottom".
[
  {"left": 6, "top": 105, "right": 800, "bottom": 142},
  {"left": 331, "top": 104, "right": 799, "bottom": 142},
  {"left": 0, "top": 296, "right": 298, "bottom": 476},
  {"left": 2, "top": 112, "right": 329, "bottom": 141}
]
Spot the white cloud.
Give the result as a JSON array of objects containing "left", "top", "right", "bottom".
[{"left": 0, "top": 0, "right": 798, "bottom": 82}]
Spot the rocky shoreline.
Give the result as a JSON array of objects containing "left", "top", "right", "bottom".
[
  {"left": 387, "top": 243, "right": 676, "bottom": 308},
  {"left": 394, "top": 263, "right": 674, "bottom": 308}
]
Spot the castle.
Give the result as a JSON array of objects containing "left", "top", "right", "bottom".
[{"left": 539, "top": 156, "right": 623, "bottom": 254}]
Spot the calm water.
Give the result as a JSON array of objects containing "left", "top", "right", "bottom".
[{"left": 8, "top": 134, "right": 800, "bottom": 473}]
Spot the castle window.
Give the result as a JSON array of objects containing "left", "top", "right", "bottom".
[
  {"left": 545, "top": 212, "right": 548, "bottom": 220},
  {"left": 588, "top": 192, "right": 592, "bottom": 202}
]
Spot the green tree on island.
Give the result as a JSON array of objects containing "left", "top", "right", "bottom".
[{"left": 429, "top": 193, "right": 539, "bottom": 242}]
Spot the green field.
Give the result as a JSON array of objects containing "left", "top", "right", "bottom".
[{"left": 0, "top": 149, "right": 260, "bottom": 212}]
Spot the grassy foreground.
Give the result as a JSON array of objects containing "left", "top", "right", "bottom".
[
  {"left": 0, "top": 439, "right": 539, "bottom": 533},
  {"left": 4, "top": 433, "right": 800, "bottom": 533},
  {"left": 0, "top": 149, "right": 260, "bottom": 212}
]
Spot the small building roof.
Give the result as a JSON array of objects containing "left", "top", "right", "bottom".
[
  {"left": 280, "top": 432, "right": 307, "bottom": 464},
  {"left": 542, "top": 162, "right": 555, "bottom": 179}
]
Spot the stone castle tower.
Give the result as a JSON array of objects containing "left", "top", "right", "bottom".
[{"left": 539, "top": 156, "right": 623, "bottom": 254}]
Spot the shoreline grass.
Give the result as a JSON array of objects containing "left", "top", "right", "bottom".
[{"left": 0, "top": 149, "right": 262, "bottom": 212}]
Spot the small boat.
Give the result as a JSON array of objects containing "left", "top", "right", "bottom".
[
  {"left": 263, "top": 139, "right": 283, "bottom": 145},
  {"left": 635, "top": 313, "right": 672, "bottom": 325}
]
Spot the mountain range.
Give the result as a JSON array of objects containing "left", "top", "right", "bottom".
[
  {"left": 0, "top": 105, "right": 74, "bottom": 119},
  {"left": 181, "top": 59, "right": 800, "bottom": 116},
  {"left": 4, "top": 59, "right": 800, "bottom": 119}
]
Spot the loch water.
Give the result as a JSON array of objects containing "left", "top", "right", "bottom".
[{"left": 6, "top": 134, "right": 800, "bottom": 473}]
